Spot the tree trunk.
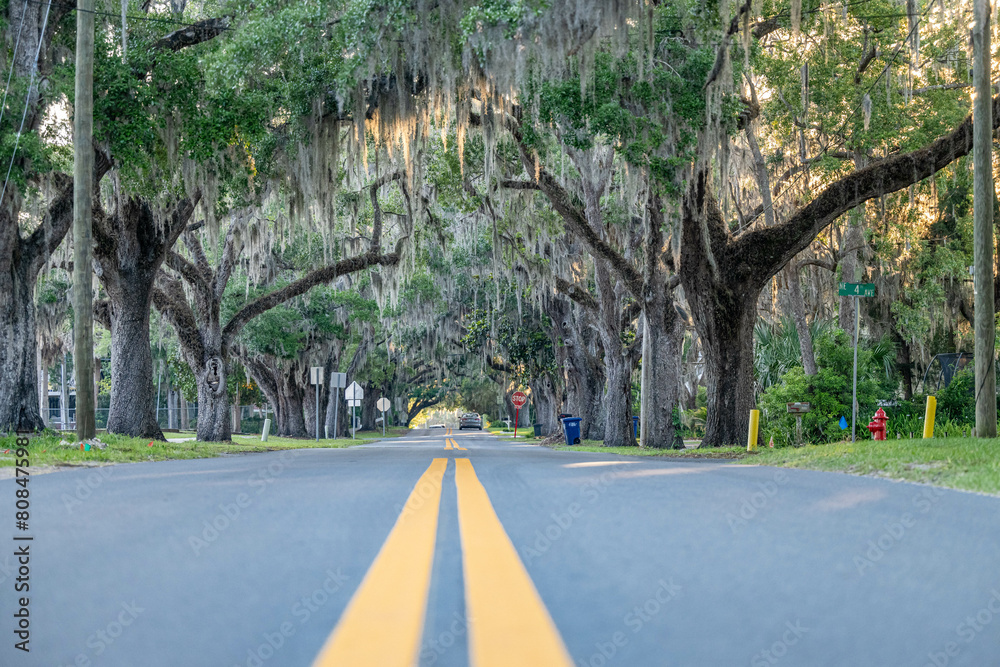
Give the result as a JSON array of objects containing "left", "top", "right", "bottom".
[
  {"left": 0, "top": 243, "right": 48, "bottom": 433},
  {"left": 95, "top": 197, "right": 197, "bottom": 440},
  {"left": 640, "top": 301, "right": 685, "bottom": 449},
  {"left": 60, "top": 356, "right": 69, "bottom": 429},
  {"left": 179, "top": 393, "right": 189, "bottom": 430},
  {"left": 106, "top": 281, "right": 163, "bottom": 439},
  {"left": 786, "top": 265, "right": 818, "bottom": 375},
  {"left": 194, "top": 355, "right": 230, "bottom": 442},
  {"left": 681, "top": 174, "right": 762, "bottom": 447},
  {"left": 277, "top": 366, "right": 307, "bottom": 437},
  {"left": 530, "top": 374, "right": 557, "bottom": 435}
]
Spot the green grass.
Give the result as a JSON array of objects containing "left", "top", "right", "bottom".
[
  {"left": 740, "top": 436, "right": 1000, "bottom": 495},
  {"left": 547, "top": 442, "right": 750, "bottom": 459},
  {"left": 0, "top": 427, "right": 408, "bottom": 468}
]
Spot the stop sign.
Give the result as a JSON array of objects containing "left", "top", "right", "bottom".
[{"left": 511, "top": 391, "right": 528, "bottom": 408}]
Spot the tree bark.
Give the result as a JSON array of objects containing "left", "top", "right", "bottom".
[
  {"left": 106, "top": 282, "right": 162, "bottom": 438},
  {"left": 640, "top": 303, "right": 685, "bottom": 448},
  {"left": 94, "top": 196, "right": 198, "bottom": 440},
  {"left": 786, "top": 264, "right": 817, "bottom": 375}
]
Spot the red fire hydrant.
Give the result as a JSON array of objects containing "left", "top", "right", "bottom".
[{"left": 867, "top": 408, "right": 888, "bottom": 441}]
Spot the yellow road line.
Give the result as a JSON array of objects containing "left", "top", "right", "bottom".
[
  {"left": 454, "top": 459, "right": 572, "bottom": 667},
  {"left": 451, "top": 438, "right": 467, "bottom": 451},
  {"left": 445, "top": 440, "right": 453, "bottom": 450},
  {"left": 311, "top": 458, "right": 447, "bottom": 667}
]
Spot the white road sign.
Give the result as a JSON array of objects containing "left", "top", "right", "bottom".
[
  {"left": 331, "top": 372, "right": 347, "bottom": 388},
  {"left": 345, "top": 381, "right": 364, "bottom": 401},
  {"left": 347, "top": 399, "right": 362, "bottom": 408},
  {"left": 376, "top": 397, "right": 390, "bottom": 412},
  {"left": 310, "top": 367, "right": 324, "bottom": 385}
]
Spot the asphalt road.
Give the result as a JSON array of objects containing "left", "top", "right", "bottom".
[{"left": 2, "top": 428, "right": 999, "bottom": 666}]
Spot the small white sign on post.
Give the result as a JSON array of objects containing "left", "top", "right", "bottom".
[
  {"left": 309, "top": 367, "right": 323, "bottom": 442},
  {"left": 345, "top": 382, "right": 364, "bottom": 439},
  {"left": 331, "top": 372, "right": 347, "bottom": 388},
  {"left": 376, "top": 397, "right": 390, "bottom": 435}
]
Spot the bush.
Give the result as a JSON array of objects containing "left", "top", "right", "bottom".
[{"left": 759, "top": 330, "right": 897, "bottom": 446}]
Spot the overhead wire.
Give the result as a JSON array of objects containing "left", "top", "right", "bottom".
[
  {"left": 0, "top": 0, "right": 30, "bottom": 134},
  {"left": 0, "top": 0, "right": 53, "bottom": 209}
]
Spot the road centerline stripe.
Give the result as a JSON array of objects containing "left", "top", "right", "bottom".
[
  {"left": 454, "top": 458, "right": 573, "bottom": 667},
  {"left": 311, "top": 458, "right": 448, "bottom": 667}
]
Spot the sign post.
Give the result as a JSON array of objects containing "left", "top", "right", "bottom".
[
  {"left": 786, "top": 402, "right": 811, "bottom": 446},
  {"left": 310, "top": 367, "right": 324, "bottom": 441},
  {"left": 376, "top": 397, "right": 390, "bottom": 436},
  {"left": 511, "top": 391, "right": 528, "bottom": 438},
  {"left": 345, "top": 381, "right": 364, "bottom": 439},
  {"left": 838, "top": 283, "right": 876, "bottom": 442},
  {"left": 330, "top": 372, "right": 347, "bottom": 438}
]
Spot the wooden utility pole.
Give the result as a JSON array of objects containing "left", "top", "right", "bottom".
[
  {"left": 973, "top": 0, "right": 996, "bottom": 438},
  {"left": 73, "top": 0, "right": 96, "bottom": 440}
]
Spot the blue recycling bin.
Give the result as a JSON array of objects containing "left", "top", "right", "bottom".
[
  {"left": 632, "top": 415, "right": 639, "bottom": 438},
  {"left": 562, "top": 417, "right": 582, "bottom": 445}
]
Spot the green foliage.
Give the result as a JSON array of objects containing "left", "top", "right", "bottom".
[
  {"left": 759, "top": 330, "right": 897, "bottom": 446},
  {"left": 936, "top": 370, "right": 975, "bottom": 425}
]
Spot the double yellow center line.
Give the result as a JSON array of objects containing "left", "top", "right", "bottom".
[
  {"left": 444, "top": 437, "right": 467, "bottom": 450},
  {"left": 312, "top": 458, "right": 572, "bottom": 667}
]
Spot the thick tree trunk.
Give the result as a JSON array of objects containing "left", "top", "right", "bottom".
[
  {"left": 194, "top": 354, "right": 230, "bottom": 441},
  {"left": 640, "top": 302, "right": 685, "bottom": 449},
  {"left": 105, "top": 278, "right": 163, "bottom": 438},
  {"left": 681, "top": 174, "right": 762, "bottom": 447},
  {"left": 96, "top": 197, "right": 196, "bottom": 440},
  {"left": 689, "top": 286, "right": 759, "bottom": 446},
  {"left": 277, "top": 367, "right": 307, "bottom": 437},
  {"left": 179, "top": 394, "right": 189, "bottom": 430},
  {"left": 530, "top": 374, "right": 558, "bottom": 436},
  {"left": 0, "top": 269, "right": 46, "bottom": 433}
]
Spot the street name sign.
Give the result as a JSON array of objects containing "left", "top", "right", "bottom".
[{"left": 838, "top": 282, "right": 875, "bottom": 297}]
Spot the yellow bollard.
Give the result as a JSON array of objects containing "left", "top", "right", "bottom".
[
  {"left": 747, "top": 409, "right": 760, "bottom": 452},
  {"left": 923, "top": 396, "right": 936, "bottom": 439}
]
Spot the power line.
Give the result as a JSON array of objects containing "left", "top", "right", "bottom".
[
  {"left": 0, "top": 0, "right": 30, "bottom": 133},
  {"left": 0, "top": 0, "right": 53, "bottom": 209}
]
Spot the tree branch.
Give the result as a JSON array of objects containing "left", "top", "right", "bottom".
[
  {"left": 506, "top": 117, "right": 645, "bottom": 300},
  {"left": 222, "top": 246, "right": 403, "bottom": 348},
  {"left": 739, "top": 92, "right": 1000, "bottom": 285},
  {"left": 152, "top": 17, "right": 229, "bottom": 52}
]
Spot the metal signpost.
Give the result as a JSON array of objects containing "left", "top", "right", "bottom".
[
  {"left": 838, "top": 282, "right": 876, "bottom": 442},
  {"left": 330, "top": 372, "right": 347, "bottom": 439},
  {"left": 345, "top": 381, "right": 364, "bottom": 439},
  {"left": 511, "top": 391, "right": 528, "bottom": 438},
  {"left": 310, "top": 367, "right": 324, "bottom": 441},
  {"left": 376, "top": 397, "right": 390, "bottom": 436}
]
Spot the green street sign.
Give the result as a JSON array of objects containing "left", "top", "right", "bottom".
[{"left": 838, "top": 282, "right": 875, "bottom": 297}]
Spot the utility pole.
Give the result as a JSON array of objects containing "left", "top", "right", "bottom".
[
  {"left": 73, "top": 0, "right": 96, "bottom": 440},
  {"left": 973, "top": 0, "right": 997, "bottom": 437}
]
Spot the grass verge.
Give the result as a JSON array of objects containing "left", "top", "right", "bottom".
[
  {"left": 546, "top": 442, "right": 750, "bottom": 459},
  {"left": 739, "top": 436, "right": 1000, "bottom": 495},
  {"left": 0, "top": 427, "right": 408, "bottom": 468}
]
